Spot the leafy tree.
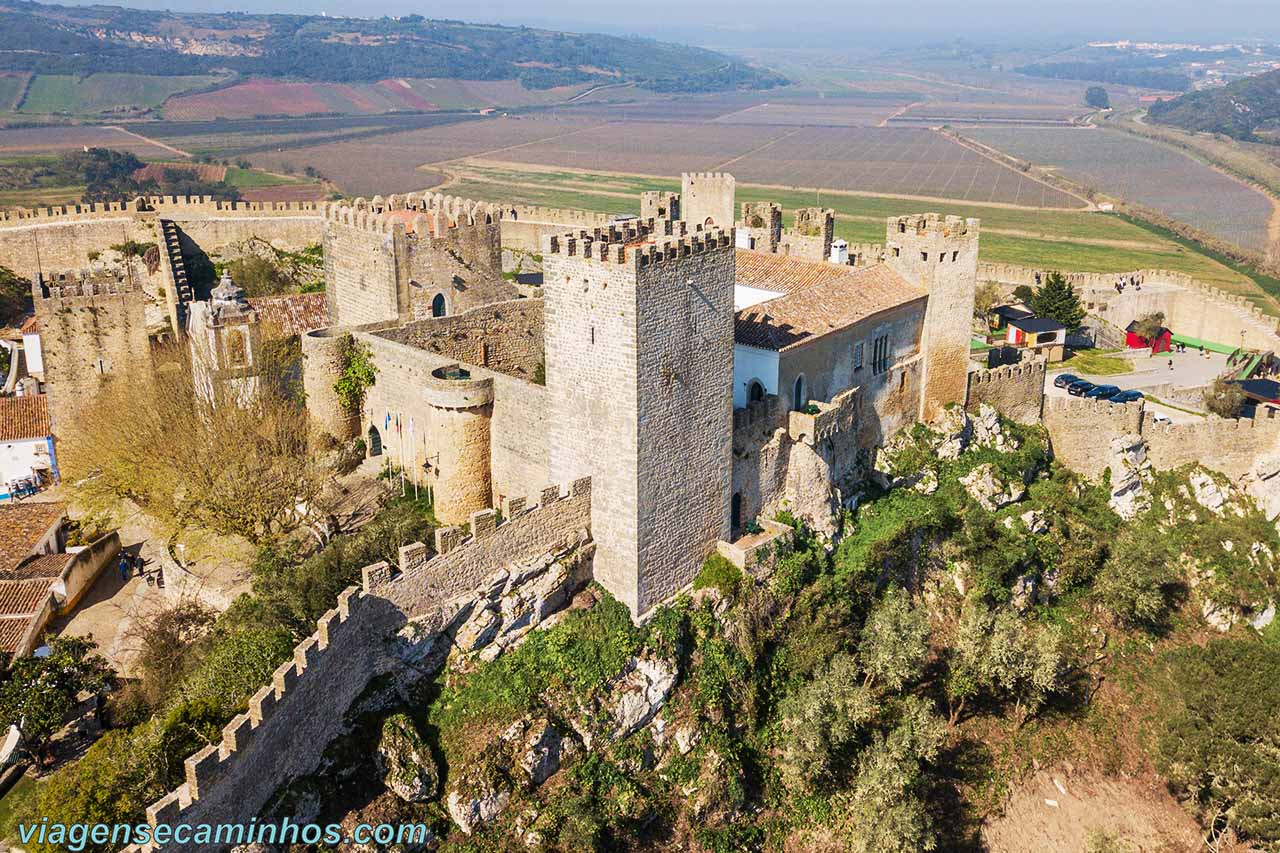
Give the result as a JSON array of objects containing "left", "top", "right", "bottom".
[
  {"left": 0, "top": 636, "right": 112, "bottom": 764},
  {"left": 857, "top": 587, "right": 929, "bottom": 693},
  {"left": 1085, "top": 86, "right": 1111, "bottom": 109},
  {"left": 1156, "top": 640, "right": 1280, "bottom": 849},
  {"left": 1011, "top": 284, "right": 1035, "bottom": 306},
  {"left": 1030, "top": 271, "right": 1086, "bottom": 331},
  {"left": 0, "top": 265, "right": 31, "bottom": 327},
  {"left": 1204, "top": 378, "right": 1246, "bottom": 419},
  {"left": 973, "top": 281, "right": 1004, "bottom": 323},
  {"left": 778, "top": 652, "right": 876, "bottom": 790},
  {"left": 1096, "top": 522, "right": 1178, "bottom": 629},
  {"left": 1132, "top": 311, "right": 1165, "bottom": 341}
]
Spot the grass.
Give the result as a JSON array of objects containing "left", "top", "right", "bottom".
[
  {"left": 19, "top": 74, "right": 221, "bottom": 115},
  {"left": 0, "top": 775, "right": 40, "bottom": 843},
  {"left": 1053, "top": 348, "right": 1134, "bottom": 376},
  {"left": 0, "top": 185, "right": 84, "bottom": 207},
  {"left": 443, "top": 163, "right": 1261, "bottom": 295},
  {"left": 223, "top": 167, "right": 310, "bottom": 187}
]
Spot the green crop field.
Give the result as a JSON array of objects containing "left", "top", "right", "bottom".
[
  {"left": 19, "top": 74, "right": 223, "bottom": 115},
  {"left": 223, "top": 167, "right": 308, "bottom": 187},
  {"left": 443, "top": 163, "right": 1269, "bottom": 307}
]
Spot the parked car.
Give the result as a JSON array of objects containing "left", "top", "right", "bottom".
[
  {"left": 1152, "top": 412, "right": 1172, "bottom": 424},
  {"left": 1053, "top": 373, "right": 1080, "bottom": 389},
  {"left": 1109, "top": 389, "right": 1144, "bottom": 404},
  {"left": 1084, "top": 384, "right": 1121, "bottom": 400},
  {"left": 1067, "top": 380, "right": 1096, "bottom": 397}
]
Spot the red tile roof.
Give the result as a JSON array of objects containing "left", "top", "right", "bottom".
[
  {"left": 20, "top": 316, "right": 39, "bottom": 335},
  {"left": 3, "top": 553, "right": 70, "bottom": 581},
  {"left": 0, "top": 579, "right": 52, "bottom": 618},
  {"left": 0, "top": 618, "right": 30, "bottom": 654},
  {"left": 0, "top": 503, "right": 66, "bottom": 574},
  {"left": 734, "top": 250, "right": 926, "bottom": 352},
  {"left": 247, "top": 293, "right": 329, "bottom": 339},
  {"left": 0, "top": 394, "right": 51, "bottom": 442}
]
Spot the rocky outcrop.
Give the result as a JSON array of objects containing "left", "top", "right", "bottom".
[
  {"left": 960, "top": 463, "right": 1026, "bottom": 511},
  {"left": 1242, "top": 453, "right": 1280, "bottom": 520},
  {"left": 376, "top": 714, "right": 438, "bottom": 803},
  {"left": 1107, "top": 433, "right": 1151, "bottom": 520},
  {"left": 971, "top": 403, "right": 1018, "bottom": 451}
]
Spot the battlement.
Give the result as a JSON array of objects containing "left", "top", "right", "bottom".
[
  {"left": 1044, "top": 394, "right": 1144, "bottom": 422},
  {"left": 889, "top": 213, "right": 980, "bottom": 240},
  {"left": 683, "top": 171, "right": 733, "bottom": 182},
  {"left": 543, "top": 222, "right": 734, "bottom": 270},
  {"left": 789, "top": 387, "right": 860, "bottom": 445},
  {"left": 967, "top": 356, "right": 1048, "bottom": 385},
  {"left": 1142, "top": 407, "right": 1280, "bottom": 438},
  {"left": 143, "top": 584, "right": 369, "bottom": 830},
  {"left": 733, "top": 393, "right": 788, "bottom": 443},
  {"left": 0, "top": 196, "right": 325, "bottom": 226},
  {"left": 35, "top": 269, "right": 138, "bottom": 300},
  {"left": 326, "top": 192, "right": 503, "bottom": 238}
]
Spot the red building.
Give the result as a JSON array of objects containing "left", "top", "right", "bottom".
[{"left": 1125, "top": 321, "right": 1172, "bottom": 353}]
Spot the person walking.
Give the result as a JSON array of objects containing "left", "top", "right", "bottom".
[{"left": 118, "top": 553, "right": 130, "bottom": 582}]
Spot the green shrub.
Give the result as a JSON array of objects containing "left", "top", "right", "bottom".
[{"left": 693, "top": 553, "right": 743, "bottom": 598}]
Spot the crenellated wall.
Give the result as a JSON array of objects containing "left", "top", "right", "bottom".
[
  {"left": 964, "top": 357, "right": 1047, "bottom": 425},
  {"left": 1043, "top": 396, "right": 1146, "bottom": 479},
  {"left": 135, "top": 477, "right": 593, "bottom": 852}
]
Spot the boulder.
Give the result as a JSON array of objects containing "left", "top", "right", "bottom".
[
  {"left": 1251, "top": 601, "right": 1276, "bottom": 631},
  {"left": 453, "top": 603, "right": 501, "bottom": 653},
  {"left": 1107, "top": 433, "right": 1151, "bottom": 521},
  {"left": 1011, "top": 572, "right": 1039, "bottom": 613},
  {"left": 1188, "top": 470, "right": 1226, "bottom": 515},
  {"left": 912, "top": 469, "right": 939, "bottom": 495},
  {"left": 933, "top": 406, "right": 973, "bottom": 460},
  {"left": 971, "top": 403, "right": 1017, "bottom": 450},
  {"left": 447, "top": 786, "right": 511, "bottom": 836},
  {"left": 960, "top": 463, "right": 1026, "bottom": 511},
  {"left": 516, "top": 719, "right": 572, "bottom": 787},
  {"left": 376, "top": 714, "right": 439, "bottom": 803},
  {"left": 606, "top": 656, "right": 678, "bottom": 744},
  {"left": 1020, "top": 509, "right": 1049, "bottom": 535}
]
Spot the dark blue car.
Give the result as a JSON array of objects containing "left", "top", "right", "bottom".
[
  {"left": 1084, "top": 384, "right": 1121, "bottom": 400},
  {"left": 1109, "top": 389, "right": 1144, "bottom": 404},
  {"left": 1066, "top": 380, "right": 1095, "bottom": 397},
  {"left": 1053, "top": 373, "right": 1080, "bottom": 389}
]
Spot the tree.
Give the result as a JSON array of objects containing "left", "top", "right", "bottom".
[
  {"left": 0, "top": 265, "right": 31, "bottom": 327},
  {"left": 1012, "top": 284, "right": 1035, "bottom": 306},
  {"left": 1085, "top": 86, "right": 1111, "bottom": 109},
  {"left": 1030, "top": 271, "right": 1086, "bottom": 331},
  {"left": 61, "top": 343, "right": 327, "bottom": 545},
  {"left": 1156, "top": 640, "right": 1280, "bottom": 849},
  {"left": 1204, "top": 378, "right": 1246, "bottom": 419},
  {"left": 1132, "top": 312, "right": 1165, "bottom": 341},
  {"left": 0, "top": 636, "right": 112, "bottom": 764},
  {"left": 974, "top": 281, "right": 1004, "bottom": 324},
  {"left": 857, "top": 587, "right": 929, "bottom": 693},
  {"left": 778, "top": 653, "right": 876, "bottom": 790}
]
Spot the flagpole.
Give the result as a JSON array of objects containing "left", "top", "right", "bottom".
[
  {"left": 398, "top": 413, "right": 406, "bottom": 496},
  {"left": 410, "top": 416, "right": 419, "bottom": 502}
]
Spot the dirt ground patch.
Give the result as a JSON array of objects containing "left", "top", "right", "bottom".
[{"left": 981, "top": 766, "right": 1203, "bottom": 853}]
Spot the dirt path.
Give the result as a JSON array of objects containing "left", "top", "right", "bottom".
[
  {"left": 982, "top": 766, "right": 1203, "bottom": 853},
  {"left": 943, "top": 128, "right": 1097, "bottom": 210},
  {"left": 104, "top": 125, "right": 191, "bottom": 159},
  {"left": 879, "top": 101, "right": 923, "bottom": 127}
]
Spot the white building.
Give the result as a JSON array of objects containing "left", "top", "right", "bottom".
[{"left": 0, "top": 394, "right": 56, "bottom": 500}]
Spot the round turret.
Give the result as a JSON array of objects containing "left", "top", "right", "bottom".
[
  {"left": 424, "top": 365, "right": 493, "bottom": 524},
  {"left": 302, "top": 327, "right": 360, "bottom": 441}
]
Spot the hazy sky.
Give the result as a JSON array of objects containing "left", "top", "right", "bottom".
[{"left": 54, "top": 0, "right": 1280, "bottom": 46}]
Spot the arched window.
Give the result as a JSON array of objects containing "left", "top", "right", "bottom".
[
  {"left": 731, "top": 492, "right": 743, "bottom": 535},
  {"left": 367, "top": 425, "right": 383, "bottom": 457},
  {"left": 431, "top": 293, "right": 447, "bottom": 318},
  {"left": 748, "top": 380, "right": 765, "bottom": 403},
  {"left": 792, "top": 374, "right": 806, "bottom": 411}
]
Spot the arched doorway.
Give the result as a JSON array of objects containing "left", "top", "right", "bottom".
[
  {"left": 792, "top": 374, "right": 806, "bottom": 411},
  {"left": 431, "top": 293, "right": 447, "bottom": 318},
  {"left": 748, "top": 380, "right": 765, "bottom": 404},
  {"left": 367, "top": 425, "right": 383, "bottom": 456},
  {"left": 731, "top": 492, "right": 742, "bottom": 536}
]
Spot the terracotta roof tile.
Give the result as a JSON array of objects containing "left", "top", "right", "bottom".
[
  {"left": 734, "top": 250, "right": 926, "bottom": 352},
  {"left": 3, "top": 553, "right": 70, "bottom": 581},
  {"left": 247, "top": 293, "right": 328, "bottom": 339},
  {"left": 0, "top": 579, "right": 52, "bottom": 618},
  {"left": 0, "top": 618, "right": 30, "bottom": 654},
  {"left": 0, "top": 395, "right": 50, "bottom": 442},
  {"left": 0, "top": 503, "right": 65, "bottom": 573},
  {"left": 20, "top": 316, "right": 39, "bottom": 334}
]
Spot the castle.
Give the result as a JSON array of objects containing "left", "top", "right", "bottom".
[{"left": 299, "top": 174, "right": 980, "bottom": 615}]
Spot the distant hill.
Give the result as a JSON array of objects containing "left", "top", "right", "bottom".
[
  {"left": 1146, "top": 69, "right": 1280, "bottom": 141},
  {"left": 0, "top": 1, "right": 785, "bottom": 93}
]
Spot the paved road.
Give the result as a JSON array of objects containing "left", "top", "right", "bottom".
[{"left": 1044, "top": 349, "right": 1223, "bottom": 425}]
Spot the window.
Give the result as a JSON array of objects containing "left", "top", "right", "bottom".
[
  {"left": 731, "top": 493, "right": 742, "bottom": 535},
  {"left": 921, "top": 251, "right": 929, "bottom": 262},
  {"left": 853, "top": 341, "right": 864, "bottom": 371},
  {"left": 892, "top": 246, "right": 901, "bottom": 257},
  {"left": 748, "top": 380, "right": 765, "bottom": 403},
  {"left": 872, "top": 333, "right": 891, "bottom": 375},
  {"left": 792, "top": 374, "right": 806, "bottom": 411},
  {"left": 431, "top": 293, "right": 447, "bottom": 317},
  {"left": 952, "top": 250, "right": 959, "bottom": 262}
]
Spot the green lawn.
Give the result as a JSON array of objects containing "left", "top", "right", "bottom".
[
  {"left": 1052, "top": 348, "right": 1134, "bottom": 376},
  {"left": 0, "top": 774, "right": 41, "bottom": 844},
  {"left": 19, "top": 74, "right": 222, "bottom": 114},
  {"left": 444, "top": 164, "right": 1263, "bottom": 301},
  {"left": 224, "top": 167, "right": 308, "bottom": 187}
]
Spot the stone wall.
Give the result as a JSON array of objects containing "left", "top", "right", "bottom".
[
  {"left": 33, "top": 271, "right": 151, "bottom": 435},
  {"left": 499, "top": 205, "right": 614, "bottom": 254},
  {"left": 964, "top": 357, "right": 1046, "bottom": 425},
  {"left": 135, "top": 478, "right": 593, "bottom": 852},
  {"left": 681, "top": 172, "right": 736, "bottom": 228},
  {"left": 1042, "top": 396, "right": 1145, "bottom": 479},
  {"left": 1142, "top": 409, "right": 1280, "bottom": 480},
  {"left": 374, "top": 299, "right": 543, "bottom": 382},
  {"left": 979, "top": 263, "right": 1279, "bottom": 351}
]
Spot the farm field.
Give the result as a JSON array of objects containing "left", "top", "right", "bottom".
[
  {"left": 18, "top": 74, "right": 222, "bottom": 115},
  {"left": 710, "top": 99, "right": 915, "bottom": 127},
  {"left": 887, "top": 101, "right": 1086, "bottom": 125},
  {"left": 162, "top": 77, "right": 595, "bottom": 120},
  {"left": 142, "top": 113, "right": 482, "bottom": 157},
  {"left": 438, "top": 162, "right": 1268, "bottom": 304},
  {"left": 133, "top": 162, "right": 227, "bottom": 183},
  {"left": 0, "top": 125, "right": 179, "bottom": 158},
  {"left": 964, "top": 126, "right": 1276, "bottom": 253},
  {"left": 0, "top": 74, "right": 26, "bottom": 111}
]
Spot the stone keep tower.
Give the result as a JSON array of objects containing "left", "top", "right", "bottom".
[
  {"left": 681, "top": 172, "right": 736, "bottom": 228},
  {"left": 884, "top": 214, "right": 980, "bottom": 422},
  {"left": 543, "top": 222, "right": 737, "bottom": 616}
]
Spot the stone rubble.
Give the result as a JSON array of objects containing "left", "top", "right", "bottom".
[
  {"left": 960, "top": 463, "right": 1026, "bottom": 511},
  {"left": 1107, "top": 433, "right": 1151, "bottom": 520}
]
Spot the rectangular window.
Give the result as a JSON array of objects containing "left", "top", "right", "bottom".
[
  {"left": 853, "top": 341, "right": 864, "bottom": 371},
  {"left": 872, "top": 334, "right": 891, "bottom": 375},
  {"left": 921, "top": 251, "right": 929, "bottom": 262},
  {"left": 952, "top": 250, "right": 959, "bottom": 262}
]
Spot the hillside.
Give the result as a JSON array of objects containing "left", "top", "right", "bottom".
[
  {"left": 1147, "top": 68, "right": 1280, "bottom": 141},
  {"left": 0, "top": 1, "right": 785, "bottom": 93}
]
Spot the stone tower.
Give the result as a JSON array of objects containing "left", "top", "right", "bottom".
[
  {"left": 543, "top": 221, "right": 737, "bottom": 616},
  {"left": 681, "top": 172, "right": 736, "bottom": 228},
  {"left": 794, "top": 207, "right": 835, "bottom": 259},
  {"left": 301, "top": 328, "right": 360, "bottom": 441},
  {"left": 883, "top": 214, "right": 980, "bottom": 422},
  {"left": 740, "top": 202, "right": 782, "bottom": 252},
  {"left": 187, "top": 270, "right": 262, "bottom": 403},
  {"left": 640, "top": 191, "right": 680, "bottom": 221},
  {"left": 423, "top": 365, "right": 493, "bottom": 525}
]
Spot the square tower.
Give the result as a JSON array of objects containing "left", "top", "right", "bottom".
[
  {"left": 543, "top": 223, "right": 737, "bottom": 616},
  {"left": 740, "top": 202, "right": 783, "bottom": 252},
  {"left": 884, "top": 214, "right": 980, "bottom": 422},
  {"left": 640, "top": 191, "right": 681, "bottom": 221},
  {"left": 681, "top": 172, "right": 736, "bottom": 229}
]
